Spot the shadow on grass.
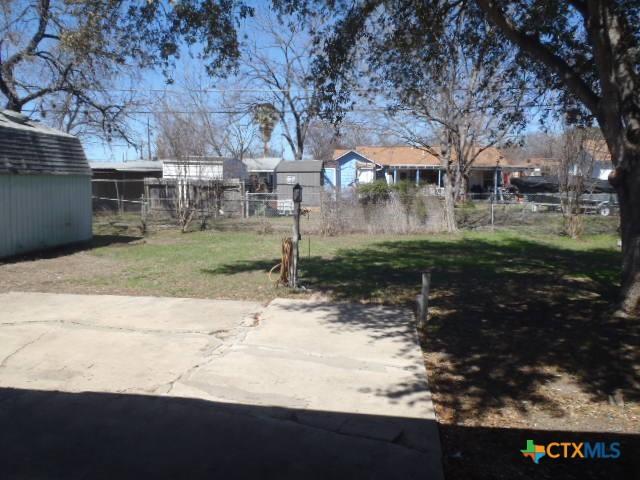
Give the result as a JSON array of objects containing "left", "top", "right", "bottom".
[
  {"left": 208, "top": 235, "right": 639, "bottom": 421},
  {"left": 0, "top": 234, "right": 141, "bottom": 265}
]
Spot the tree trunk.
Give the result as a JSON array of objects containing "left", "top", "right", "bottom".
[
  {"left": 458, "top": 173, "right": 469, "bottom": 203},
  {"left": 5, "top": 99, "right": 21, "bottom": 112},
  {"left": 442, "top": 169, "right": 458, "bottom": 233},
  {"left": 452, "top": 166, "right": 462, "bottom": 203},
  {"left": 616, "top": 152, "right": 640, "bottom": 316}
]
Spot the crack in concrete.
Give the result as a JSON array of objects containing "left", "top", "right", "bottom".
[
  {"left": 282, "top": 414, "right": 428, "bottom": 454},
  {"left": 239, "top": 342, "right": 417, "bottom": 372},
  {"left": 0, "top": 319, "right": 229, "bottom": 338},
  {"left": 0, "top": 332, "right": 48, "bottom": 368},
  {"left": 185, "top": 401, "right": 430, "bottom": 455},
  {"left": 162, "top": 342, "right": 226, "bottom": 395},
  {"left": 160, "top": 315, "right": 261, "bottom": 395}
]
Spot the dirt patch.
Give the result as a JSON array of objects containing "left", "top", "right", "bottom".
[{"left": 0, "top": 251, "right": 128, "bottom": 295}]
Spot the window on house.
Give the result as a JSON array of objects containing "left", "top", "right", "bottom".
[{"left": 286, "top": 175, "right": 296, "bottom": 184}]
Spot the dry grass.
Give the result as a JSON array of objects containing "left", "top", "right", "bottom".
[{"left": 1, "top": 224, "right": 636, "bottom": 479}]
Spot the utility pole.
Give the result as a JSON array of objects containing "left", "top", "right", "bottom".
[{"left": 147, "top": 116, "right": 152, "bottom": 160}]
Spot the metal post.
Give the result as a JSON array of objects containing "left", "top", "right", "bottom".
[
  {"left": 416, "top": 169, "right": 420, "bottom": 186},
  {"left": 291, "top": 183, "right": 302, "bottom": 289},
  {"left": 416, "top": 271, "right": 431, "bottom": 329},
  {"left": 140, "top": 194, "right": 147, "bottom": 234},
  {"left": 114, "top": 179, "right": 123, "bottom": 216},
  {"left": 491, "top": 195, "right": 495, "bottom": 229},
  {"left": 292, "top": 200, "right": 300, "bottom": 288}
]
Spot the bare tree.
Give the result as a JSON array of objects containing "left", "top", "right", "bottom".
[
  {"left": 40, "top": 87, "right": 146, "bottom": 145},
  {"left": 154, "top": 77, "right": 259, "bottom": 161},
  {"left": 306, "top": 117, "right": 398, "bottom": 161},
  {"left": 558, "top": 128, "right": 592, "bottom": 238},
  {"left": 557, "top": 127, "right": 604, "bottom": 238},
  {"left": 383, "top": 30, "right": 527, "bottom": 231},
  {"left": 523, "top": 132, "right": 562, "bottom": 160},
  {"left": 154, "top": 100, "right": 204, "bottom": 160},
  {"left": 0, "top": 0, "right": 150, "bottom": 142},
  {"left": 305, "top": 119, "right": 338, "bottom": 161},
  {"left": 183, "top": 78, "right": 259, "bottom": 160},
  {"left": 241, "top": 13, "right": 321, "bottom": 160},
  {"left": 500, "top": 131, "right": 562, "bottom": 167},
  {"left": 154, "top": 102, "right": 218, "bottom": 233}
]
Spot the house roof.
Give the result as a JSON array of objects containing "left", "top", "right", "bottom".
[
  {"left": 333, "top": 145, "right": 513, "bottom": 168},
  {"left": 510, "top": 157, "right": 561, "bottom": 169},
  {"left": 90, "top": 160, "right": 163, "bottom": 172},
  {"left": 161, "top": 156, "right": 227, "bottom": 165},
  {"left": 0, "top": 110, "right": 90, "bottom": 176},
  {"left": 243, "top": 157, "right": 282, "bottom": 172},
  {"left": 276, "top": 160, "right": 323, "bottom": 173},
  {"left": 582, "top": 140, "right": 612, "bottom": 164}
]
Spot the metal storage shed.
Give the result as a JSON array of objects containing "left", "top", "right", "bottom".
[
  {"left": 0, "top": 110, "right": 92, "bottom": 258},
  {"left": 275, "top": 160, "right": 324, "bottom": 206}
]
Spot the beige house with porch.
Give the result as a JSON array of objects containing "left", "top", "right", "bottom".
[{"left": 329, "top": 145, "right": 531, "bottom": 192}]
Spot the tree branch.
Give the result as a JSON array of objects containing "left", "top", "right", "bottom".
[
  {"left": 4, "top": 0, "right": 51, "bottom": 70},
  {"left": 476, "top": 0, "right": 601, "bottom": 115}
]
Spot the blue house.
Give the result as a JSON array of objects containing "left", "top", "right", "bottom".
[{"left": 325, "top": 149, "right": 383, "bottom": 193}]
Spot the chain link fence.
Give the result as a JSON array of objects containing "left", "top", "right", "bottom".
[
  {"left": 457, "top": 192, "right": 619, "bottom": 235},
  {"left": 92, "top": 179, "right": 619, "bottom": 237}
]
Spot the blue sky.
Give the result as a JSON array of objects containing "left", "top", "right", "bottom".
[
  {"left": 85, "top": 2, "right": 296, "bottom": 162},
  {"left": 8, "top": 1, "right": 562, "bottom": 162}
]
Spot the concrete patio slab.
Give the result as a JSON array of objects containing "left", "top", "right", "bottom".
[{"left": 0, "top": 292, "right": 443, "bottom": 479}]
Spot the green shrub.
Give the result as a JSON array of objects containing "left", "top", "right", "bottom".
[{"left": 358, "top": 181, "right": 392, "bottom": 204}]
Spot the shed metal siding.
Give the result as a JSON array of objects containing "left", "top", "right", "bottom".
[
  {"left": 277, "top": 170, "right": 322, "bottom": 187},
  {"left": 276, "top": 170, "right": 323, "bottom": 206},
  {"left": 0, "top": 174, "right": 92, "bottom": 258}
]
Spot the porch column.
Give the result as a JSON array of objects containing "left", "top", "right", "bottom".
[
  {"left": 437, "top": 169, "right": 442, "bottom": 187},
  {"left": 416, "top": 169, "right": 420, "bottom": 186},
  {"left": 393, "top": 168, "right": 398, "bottom": 184}
]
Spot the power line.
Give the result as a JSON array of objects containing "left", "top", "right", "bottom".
[
  {"left": 19, "top": 85, "right": 553, "bottom": 94},
  {"left": 22, "top": 103, "right": 561, "bottom": 116}
]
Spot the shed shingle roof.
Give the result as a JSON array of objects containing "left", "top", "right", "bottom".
[
  {"left": 275, "top": 160, "right": 323, "bottom": 173},
  {"left": 0, "top": 110, "right": 90, "bottom": 175}
]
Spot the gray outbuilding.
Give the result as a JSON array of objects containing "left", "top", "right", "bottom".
[
  {"left": 0, "top": 110, "right": 92, "bottom": 258},
  {"left": 275, "top": 160, "right": 324, "bottom": 206}
]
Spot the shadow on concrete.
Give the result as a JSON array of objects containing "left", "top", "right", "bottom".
[
  {"left": 0, "top": 234, "right": 141, "bottom": 265},
  {"left": 262, "top": 299, "right": 432, "bottom": 410},
  {"left": 0, "top": 386, "right": 440, "bottom": 480},
  {"left": 0, "top": 387, "right": 636, "bottom": 479}
]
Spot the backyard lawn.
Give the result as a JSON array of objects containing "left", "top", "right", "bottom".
[{"left": 1, "top": 225, "right": 637, "bottom": 479}]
